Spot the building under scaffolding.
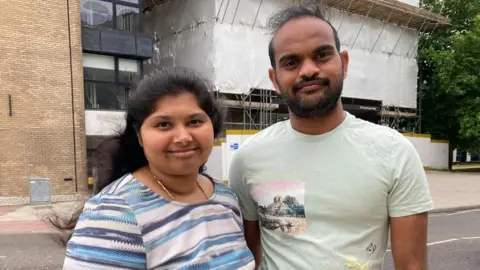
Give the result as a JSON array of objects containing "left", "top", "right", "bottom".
[{"left": 142, "top": 0, "right": 449, "bottom": 132}]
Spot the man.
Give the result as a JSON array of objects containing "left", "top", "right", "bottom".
[{"left": 229, "top": 2, "right": 434, "bottom": 269}]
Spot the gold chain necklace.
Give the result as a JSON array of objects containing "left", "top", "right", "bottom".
[{"left": 151, "top": 172, "right": 209, "bottom": 200}]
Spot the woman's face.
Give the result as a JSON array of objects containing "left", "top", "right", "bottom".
[{"left": 139, "top": 91, "right": 214, "bottom": 176}]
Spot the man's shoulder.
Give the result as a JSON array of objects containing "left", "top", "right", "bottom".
[
  {"left": 345, "top": 116, "right": 417, "bottom": 160},
  {"left": 348, "top": 116, "right": 405, "bottom": 144},
  {"left": 349, "top": 116, "right": 396, "bottom": 135},
  {"left": 237, "top": 120, "right": 290, "bottom": 152}
]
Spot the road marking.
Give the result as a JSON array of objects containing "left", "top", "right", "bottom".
[
  {"left": 427, "top": 238, "right": 458, "bottom": 246},
  {"left": 431, "top": 208, "right": 480, "bottom": 217},
  {"left": 385, "top": 236, "right": 480, "bottom": 252},
  {"left": 427, "top": 236, "right": 480, "bottom": 246},
  {"left": 445, "top": 209, "right": 480, "bottom": 216},
  {"left": 461, "top": 236, "right": 480, "bottom": 240}
]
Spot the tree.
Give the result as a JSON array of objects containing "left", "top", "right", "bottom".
[{"left": 419, "top": 0, "right": 480, "bottom": 168}]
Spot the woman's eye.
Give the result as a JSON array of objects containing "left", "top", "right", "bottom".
[
  {"left": 190, "top": 119, "right": 204, "bottom": 126},
  {"left": 157, "top": 122, "right": 171, "bottom": 129}
]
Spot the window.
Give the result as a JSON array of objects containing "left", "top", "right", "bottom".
[
  {"left": 80, "top": 0, "right": 141, "bottom": 31},
  {"left": 116, "top": 5, "right": 140, "bottom": 31},
  {"left": 83, "top": 53, "right": 142, "bottom": 110}
]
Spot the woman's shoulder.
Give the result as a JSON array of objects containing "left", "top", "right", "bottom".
[
  {"left": 99, "top": 173, "right": 136, "bottom": 193},
  {"left": 87, "top": 174, "right": 142, "bottom": 206}
]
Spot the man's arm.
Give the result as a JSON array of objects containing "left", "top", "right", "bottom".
[
  {"left": 388, "top": 132, "right": 434, "bottom": 270},
  {"left": 390, "top": 213, "right": 428, "bottom": 269},
  {"left": 244, "top": 220, "right": 263, "bottom": 268},
  {"left": 228, "top": 147, "right": 263, "bottom": 267}
]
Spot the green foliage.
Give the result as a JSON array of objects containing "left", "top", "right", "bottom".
[{"left": 419, "top": 0, "right": 480, "bottom": 152}]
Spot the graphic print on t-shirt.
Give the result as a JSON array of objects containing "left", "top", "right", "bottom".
[{"left": 251, "top": 181, "right": 306, "bottom": 234}]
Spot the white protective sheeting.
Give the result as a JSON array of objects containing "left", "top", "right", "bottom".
[
  {"left": 399, "top": 0, "right": 420, "bottom": 7},
  {"left": 213, "top": 24, "right": 273, "bottom": 93},
  {"left": 143, "top": 0, "right": 217, "bottom": 81},
  {"left": 344, "top": 49, "right": 418, "bottom": 108},
  {"left": 145, "top": 0, "right": 420, "bottom": 108}
]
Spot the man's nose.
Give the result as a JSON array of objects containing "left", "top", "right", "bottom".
[{"left": 299, "top": 58, "right": 320, "bottom": 79}]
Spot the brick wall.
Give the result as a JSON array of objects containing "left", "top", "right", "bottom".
[{"left": 0, "top": 0, "right": 87, "bottom": 197}]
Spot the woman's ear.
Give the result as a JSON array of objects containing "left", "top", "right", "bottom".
[{"left": 136, "top": 132, "right": 143, "bottom": 147}]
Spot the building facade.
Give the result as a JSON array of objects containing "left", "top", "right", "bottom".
[
  {"left": 79, "top": 0, "right": 152, "bottom": 185},
  {"left": 0, "top": 0, "right": 152, "bottom": 201},
  {"left": 1, "top": 0, "right": 87, "bottom": 200}
]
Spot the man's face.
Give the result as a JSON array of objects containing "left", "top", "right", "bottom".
[{"left": 268, "top": 17, "right": 349, "bottom": 118}]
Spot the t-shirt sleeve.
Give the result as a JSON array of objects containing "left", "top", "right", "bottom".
[
  {"left": 228, "top": 148, "right": 259, "bottom": 221},
  {"left": 63, "top": 194, "right": 146, "bottom": 270},
  {"left": 387, "top": 132, "right": 435, "bottom": 217}
]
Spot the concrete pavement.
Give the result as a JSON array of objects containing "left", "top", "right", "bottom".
[
  {"left": 0, "top": 201, "right": 82, "bottom": 234},
  {"left": 426, "top": 171, "right": 480, "bottom": 212},
  {"left": 0, "top": 171, "right": 478, "bottom": 234}
]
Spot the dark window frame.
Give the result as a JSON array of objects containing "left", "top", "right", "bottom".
[
  {"left": 80, "top": 0, "right": 142, "bottom": 32},
  {"left": 84, "top": 54, "right": 143, "bottom": 111}
]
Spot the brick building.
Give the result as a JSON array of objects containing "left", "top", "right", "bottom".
[{"left": 0, "top": 0, "right": 152, "bottom": 201}]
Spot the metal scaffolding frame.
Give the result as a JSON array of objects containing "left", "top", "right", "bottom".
[
  {"left": 379, "top": 105, "right": 420, "bottom": 132},
  {"left": 218, "top": 89, "right": 278, "bottom": 130}
]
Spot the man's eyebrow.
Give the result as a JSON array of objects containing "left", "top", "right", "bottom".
[
  {"left": 278, "top": 53, "right": 299, "bottom": 64},
  {"left": 313, "top": 44, "right": 336, "bottom": 54},
  {"left": 278, "top": 44, "right": 336, "bottom": 63}
]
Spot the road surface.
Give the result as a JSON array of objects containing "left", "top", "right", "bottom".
[
  {"left": 1, "top": 209, "right": 479, "bottom": 269},
  {"left": 384, "top": 209, "right": 480, "bottom": 269}
]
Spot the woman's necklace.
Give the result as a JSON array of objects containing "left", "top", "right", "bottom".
[{"left": 151, "top": 172, "right": 209, "bottom": 200}]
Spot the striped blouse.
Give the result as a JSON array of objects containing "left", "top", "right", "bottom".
[{"left": 63, "top": 174, "right": 255, "bottom": 270}]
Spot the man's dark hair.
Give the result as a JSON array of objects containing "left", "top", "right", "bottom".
[{"left": 267, "top": 1, "right": 341, "bottom": 68}]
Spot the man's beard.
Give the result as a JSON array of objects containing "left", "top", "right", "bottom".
[{"left": 277, "top": 73, "right": 343, "bottom": 119}]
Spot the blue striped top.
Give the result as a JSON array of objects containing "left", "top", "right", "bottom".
[{"left": 63, "top": 174, "right": 255, "bottom": 270}]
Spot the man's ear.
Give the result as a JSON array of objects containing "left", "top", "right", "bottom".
[
  {"left": 268, "top": 68, "right": 281, "bottom": 96},
  {"left": 339, "top": 50, "right": 350, "bottom": 79}
]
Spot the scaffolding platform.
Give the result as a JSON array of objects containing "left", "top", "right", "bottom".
[{"left": 302, "top": 0, "right": 451, "bottom": 31}]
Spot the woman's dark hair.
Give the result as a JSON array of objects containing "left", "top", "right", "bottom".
[{"left": 48, "top": 67, "right": 225, "bottom": 244}]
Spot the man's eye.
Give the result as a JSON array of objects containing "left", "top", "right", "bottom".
[
  {"left": 284, "top": 60, "right": 297, "bottom": 67},
  {"left": 316, "top": 52, "right": 331, "bottom": 59}
]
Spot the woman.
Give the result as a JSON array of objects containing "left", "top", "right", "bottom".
[{"left": 61, "top": 67, "right": 255, "bottom": 269}]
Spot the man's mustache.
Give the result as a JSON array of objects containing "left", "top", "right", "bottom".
[{"left": 292, "top": 78, "right": 330, "bottom": 94}]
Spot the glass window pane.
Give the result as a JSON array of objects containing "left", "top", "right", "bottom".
[
  {"left": 84, "top": 82, "right": 126, "bottom": 110},
  {"left": 117, "top": 0, "right": 139, "bottom": 4},
  {"left": 80, "top": 0, "right": 113, "bottom": 29},
  {"left": 116, "top": 5, "right": 140, "bottom": 31},
  {"left": 82, "top": 53, "right": 115, "bottom": 82},
  {"left": 119, "top": 58, "right": 141, "bottom": 83}
]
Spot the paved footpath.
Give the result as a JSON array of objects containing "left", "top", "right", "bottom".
[
  {"left": 0, "top": 171, "right": 478, "bottom": 234},
  {"left": 0, "top": 201, "right": 82, "bottom": 234},
  {"left": 427, "top": 171, "right": 480, "bottom": 212}
]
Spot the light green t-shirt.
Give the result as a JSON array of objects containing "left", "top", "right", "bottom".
[{"left": 229, "top": 112, "right": 434, "bottom": 270}]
